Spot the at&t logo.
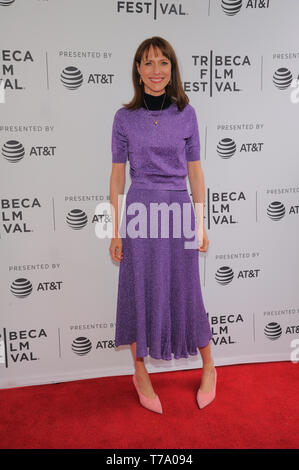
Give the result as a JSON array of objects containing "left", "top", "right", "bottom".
[{"left": 71, "top": 337, "right": 116, "bottom": 355}]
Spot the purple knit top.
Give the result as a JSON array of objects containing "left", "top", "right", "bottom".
[{"left": 111, "top": 102, "right": 201, "bottom": 190}]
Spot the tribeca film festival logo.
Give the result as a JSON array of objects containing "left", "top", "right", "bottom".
[
  {"left": 190, "top": 52, "right": 299, "bottom": 101},
  {"left": 0, "top": 49, "right": 34, "bottom": 99},
  {"left": 0, "top": 328, "right": 47, "bottom": 368},
  {"left": 1, "top": 197, "right": 41, "bottom": 235},
  {"left": 190, "top": 52, "right": 250, "bottom": 97},
  {"left": 94, "top": 197, "right": 204, "bottom": 250},
  {"left": 209, "top": 313, "right": 243, "bottom": 346},
  {"left": 115, "top": 0, "right": 270, "bottom": 19},
  {"left": 207, "top": 189, "right": 246, "bottom": 229},
  {"left": 71, "top": 337, "right": 115, "bottom": 356},
  {"left": 116, "top": 0, "right": 187, "bottom": 20},
  {"left": 1, "top": 140, "right": 56, "bottom": 162}
]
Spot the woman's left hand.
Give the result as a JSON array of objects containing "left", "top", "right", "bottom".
[{"left": 198, "top": 225, "right": 209, "bottom": 252}]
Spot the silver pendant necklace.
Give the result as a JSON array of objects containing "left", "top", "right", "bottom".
[{"left": 143, "top": 93, "right": 166, "bottom": 125}]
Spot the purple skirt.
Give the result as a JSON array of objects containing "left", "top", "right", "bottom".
[{"left": 114, "top": 184, "right": 213, "bottom": 361}]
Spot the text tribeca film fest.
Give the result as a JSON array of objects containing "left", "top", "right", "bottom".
[{"left": 0, "top": 0, "right": 299, "bottom": 422}]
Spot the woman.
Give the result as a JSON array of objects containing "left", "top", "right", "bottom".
[{"left": 109, "top": 36, "right": 216, "bottom": 414}]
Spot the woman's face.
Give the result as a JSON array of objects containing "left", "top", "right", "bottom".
[{"left": 136, "top": 45, "right": 171, "bottom": 96}]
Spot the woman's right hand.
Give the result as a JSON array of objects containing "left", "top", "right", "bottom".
[{"left": 110, "top": 237, "right": 123, "bottom": 262}]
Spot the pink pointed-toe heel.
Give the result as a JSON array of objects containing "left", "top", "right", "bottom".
[
  {"left": 132, "top": 373, "right": 163, "bottom": 414},
  {"left": 196, "top": 367, "right": 217, "bottom": 409}
]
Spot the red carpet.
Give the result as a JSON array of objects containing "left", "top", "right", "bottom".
[{"left": 0, "top": 361, "right": 298, "bottom": 449}]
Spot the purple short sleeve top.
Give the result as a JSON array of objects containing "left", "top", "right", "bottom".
[{"left": 111, "top": 102, "right": 200, "bottom": 190}]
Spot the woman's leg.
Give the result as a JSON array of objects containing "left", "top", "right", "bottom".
[
  {"left": 198, "top": 341, "right": 216, "bottom": 393},
  {"left": 130, "top": 341, "right": 157, "bottom": 399}
]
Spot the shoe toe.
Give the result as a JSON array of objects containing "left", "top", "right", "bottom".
[
  {"left": 133, "top": 374, "right": 163, "bottom": 414},
  {"left": 141, "top": 394, "right": 163, "bottom": 414},
  {"left": 196, "top": 368, "right": 217, "bottom": 409}
]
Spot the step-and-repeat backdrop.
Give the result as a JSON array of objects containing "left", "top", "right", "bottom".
[{"left": 1, "top": 0, "right": 299, "bottom": 389}]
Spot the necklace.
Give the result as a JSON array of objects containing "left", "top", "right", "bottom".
[{"left": 143, "top": 92, "right": 166, "bottom": 125}]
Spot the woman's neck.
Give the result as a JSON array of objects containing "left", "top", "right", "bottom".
[{"left": 142, "top": 90, "right": 172, "bottom": 110}]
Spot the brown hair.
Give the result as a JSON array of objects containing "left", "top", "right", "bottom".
[{"left": 122, "top": 36, "right": 189, "bottom": 112}]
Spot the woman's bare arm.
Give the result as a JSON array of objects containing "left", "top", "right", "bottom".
[
  {"left": 187, "top": 160, "right": 209, "bottom": 251},
  {"left": 109, "top": 163, "right": 126, "bottom": 239}
]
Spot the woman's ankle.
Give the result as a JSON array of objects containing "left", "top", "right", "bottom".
[
  {"left": 135, "top": 364, "right": 148, "bottom": 375},
  {"left": 202, "top": 361, "right": 215, "bottom": 370}
]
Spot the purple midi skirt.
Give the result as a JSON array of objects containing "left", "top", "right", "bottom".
[{"left": 114, "top": 184, "right": 213, "bottom": 361}]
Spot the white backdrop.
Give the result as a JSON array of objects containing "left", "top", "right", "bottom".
[{"left": 1, "top": 0, "right": 299, "bottom": 389}]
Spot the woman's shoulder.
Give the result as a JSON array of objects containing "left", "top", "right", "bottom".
[
  {"left": 113, "top": 105, "right": 137, "bottom": 122},
  {"left": 113, "top": 106, "right": 126, "bottom": 118},
  {"left": 184, "top": 103, "right": 196, "bottom": 115},
  {"left": 182, "top": 103, "right": 198, "bottom": 125},
  {"left": 172, "top": 102, "right": 196, "bottom": 117}
]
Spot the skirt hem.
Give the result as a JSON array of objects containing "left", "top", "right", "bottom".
[{"left": 114, "top": 336, "right": 212, "bottom": 362}]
